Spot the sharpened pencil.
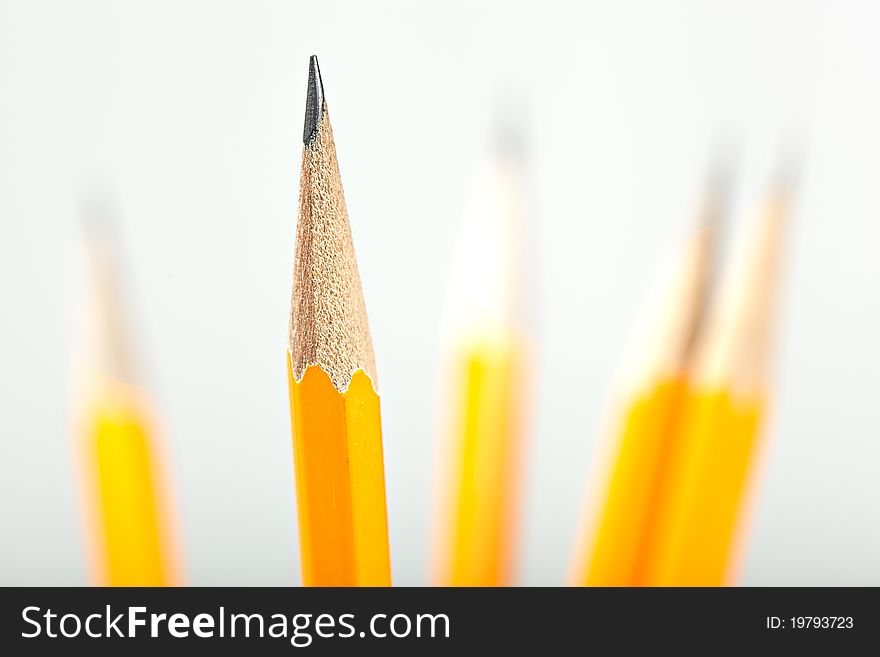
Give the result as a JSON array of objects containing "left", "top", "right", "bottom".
[
  {"left": 74, "top": 201, "right": 179, "bottom": 587},
  {"left": 572, "top": 161, "right": 730, "bottom": 586},
  {"left": 645, "top": 164, "right": 796, "bottom": 586},
  {"left": 286, "top": 56, "right": 391, "bottom": 587},
  {"left": 433, "top": 122, "right": 532, "bottom": 586}
]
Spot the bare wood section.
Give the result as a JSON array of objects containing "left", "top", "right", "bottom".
[
  {"left": 78, "top": 204, "right": 139, "bottom": 384},
  {"left": 288, "top": 107, "right": 377, "bottom": 392},
  {"left": 696, "top": 184, "right": 793, "bottom": 395}
]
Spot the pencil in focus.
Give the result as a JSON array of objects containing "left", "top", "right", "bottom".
[{"left": 286, "top": 56, "right": 391, "bottom": 587}]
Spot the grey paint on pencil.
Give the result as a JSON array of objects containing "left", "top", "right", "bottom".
[{"left": 303, "top": 55, "right": 325, "bottom": 146}]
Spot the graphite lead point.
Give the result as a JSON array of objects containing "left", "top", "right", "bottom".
[{"left": 303, "top": 55, "right": 325, "bottom": 146}]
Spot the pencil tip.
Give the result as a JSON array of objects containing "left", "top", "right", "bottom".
[
  {"left": 774, "top": 142, "right": 805, "bottom": 193},
  {"left": 78, "top": 192, "right": 120, "bottom": 241},
  {"left": 303, "top": 55, "right": 325, "bottom": 146},
  {"left": 706, "top": 140, "right": 738, "bottom": 197}
]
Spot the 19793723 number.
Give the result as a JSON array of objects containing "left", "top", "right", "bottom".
[{"left": 766, "top": 616, "right": 853, "bottom": 629}]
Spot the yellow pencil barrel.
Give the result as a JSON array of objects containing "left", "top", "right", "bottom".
[
  {"left": 81, "top": 379, "right": 174, "bottom": 586},
  {"left": 578, "top": 377, "right": 689, "bottom": 586},
  {"left": 288, "top": 359, "right": 391, "bottom": 586},
  {"left": 441, "top": 337, "right": 527, "bottom": 586},
  {"left": 646, "top": 389, "right": 763, "bottom": 585}
]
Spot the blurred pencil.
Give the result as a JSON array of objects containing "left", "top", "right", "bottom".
[
  {"left": 433, "top": 121, "right": 532, "bottom": 586},
  {"left": 646, "top": 162, "right": 796, "bottom": 586},
  {"left": 572, "top": 160, "right": 730, "bottom": 586},
  {"left": 73, "top": 200, "right": 179, "bottom": 586},
  {"left": 286, "top": 56, "right": 391, "bottom": 586}
]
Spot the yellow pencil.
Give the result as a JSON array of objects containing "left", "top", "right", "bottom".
[
  {"left": 646, "top": 166, "right": 795, "bottom": 586},
  {"left": 74, "top": 201, "right": 179, "bottom": 586},
  {"left": 286, "top": 57, "right": 391, "bottom": 586},
  {"left": 433, "top": 125, "right": 532, "bottom": 586},
  {"left": 572, "top": 166, "right": 728, "bottom": 586}
]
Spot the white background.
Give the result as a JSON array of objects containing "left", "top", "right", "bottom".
[{"left": 1, "top": 0, "right": 878, "bottom": 585}]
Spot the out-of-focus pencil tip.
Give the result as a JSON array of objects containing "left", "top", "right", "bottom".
[
  {"left": 705, "top": 140, "right": 739, "bottom": 201},
  {"left": 774, "top": 140, "right": 805, "bottom": 193},
  {"left": 303, "top": 55, "right": 325, "bottom": 146},
  {"left": 78, "top": 192, "right": 120, "bottom": 240},
  {"left": 696, "top": 142, "right": 737, "bottom": 236},
  {"left": 489, "top": 95, "right": 529, "bottom": 164}
]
